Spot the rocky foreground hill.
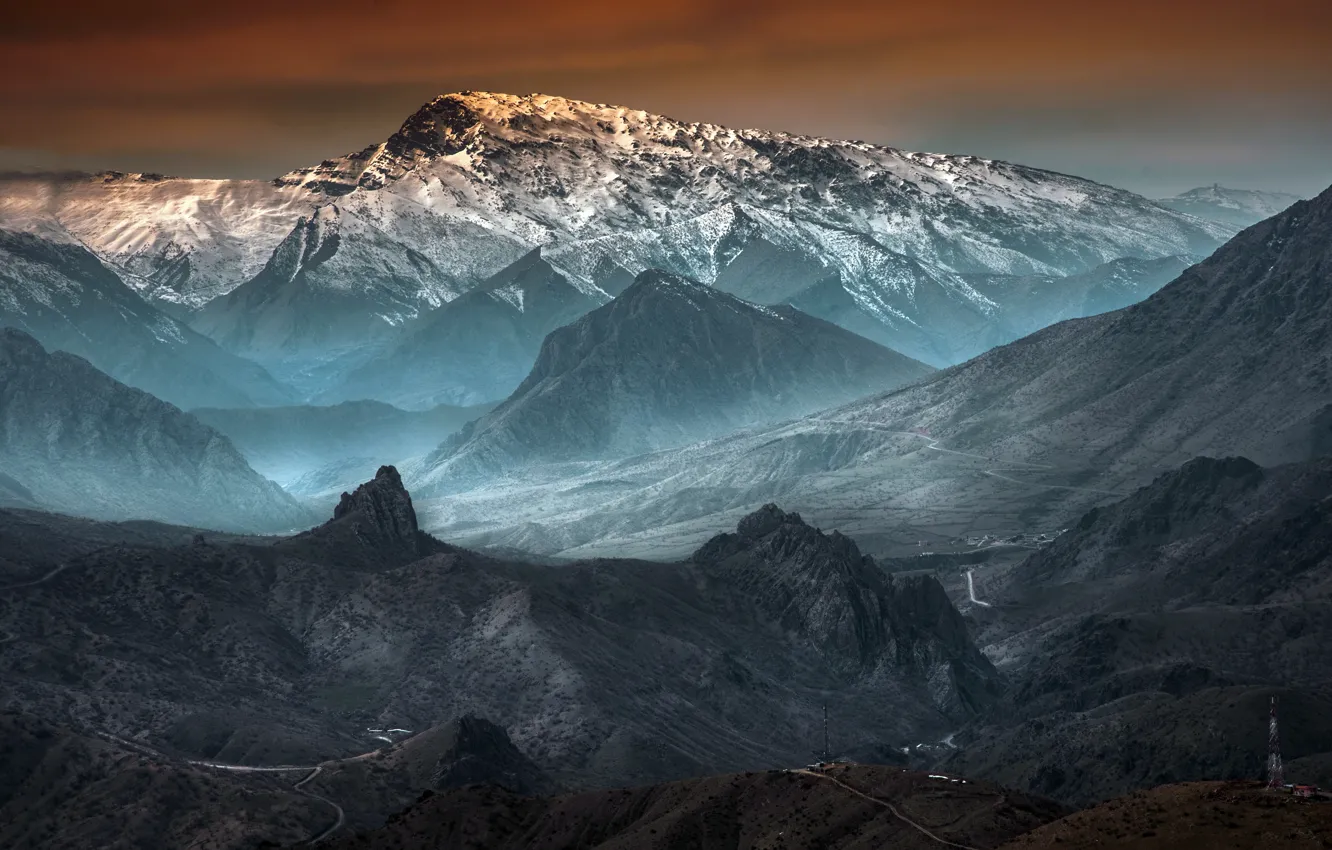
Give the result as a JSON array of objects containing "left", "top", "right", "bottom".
[
  {"left": 0, "top": 467, "right": 994, "bottom": 801},
  {"left": 322, "top": 764, "right": 1068, "bottom": 850},
  {"left": 998, "top": 781, "right": 1332, "bottom": 850}
]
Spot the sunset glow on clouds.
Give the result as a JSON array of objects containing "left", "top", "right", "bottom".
[{"left": 3, "top": 0, "right": 1329, "bottom": 194}]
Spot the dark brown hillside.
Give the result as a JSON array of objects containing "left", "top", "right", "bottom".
[
  {"left": 999, "top": 781, "right": 1332, "bottom": 849},
  {"left": 322, "top": 764, "right": 1068, "bottom": 850}
]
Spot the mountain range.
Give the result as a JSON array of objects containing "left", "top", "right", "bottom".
[
  {"left": 1, "top": 92, "right": 1234, "bottom": 401},
  {"left": 4, "top": 85, "right": 1330, "bottom": 850},
  {"left": 419, "top": 184, "right": 1332, "bottom": 559}
]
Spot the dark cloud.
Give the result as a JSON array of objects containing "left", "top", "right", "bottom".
[{"left": 2, "top": 0, "right": 1329, "bottom": 193}]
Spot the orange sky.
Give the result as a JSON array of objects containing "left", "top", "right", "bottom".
[{"left": 3, "top": 0, "right": 1330, "bottom": 194}]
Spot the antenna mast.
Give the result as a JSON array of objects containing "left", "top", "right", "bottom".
[
  {"left": 823, "top": 702, "right": 829, "bottom": 762},
  {"left": 1267, "top": 696, "right": 1284, "bottom": 790}
]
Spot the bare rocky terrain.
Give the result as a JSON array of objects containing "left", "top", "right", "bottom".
[
  {"left": 0, "top": 467, "right": 995, "bottom": 820},
  {"left": 0, "top": 712, "right": 328, "bottom": 850}
]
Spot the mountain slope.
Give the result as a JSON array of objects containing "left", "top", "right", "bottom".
[
  {"left": 824, "top": 184, "right": 1332, "bottom": 473},
  {"left": 0, "top": 229, "right": 294, "bottom": 410},
  {"left": 0, "top": 328, "right": 314, "bottom": 532},
  {"left": 1000, "top": 781, "right": 1332, "bottom": 850},
  {"left": 0, "top": 712, "right": 330, "bottom": 850},
  {"left": 931, "top": 451, "right": 1332, "bottom": 805},
  {"left": 1157, "top": 184, "right": 1303, "bottom": 228},
  {"left": 330, "top": 248, "right": 603, "bottom": 408},
  {"left": 187, "top": 205, "right": 476, "bottom": 392},
  {"left": 412, "top": 270, "right": 935, "bottom": 493},
  {"left": 325, "top": 765, "right": 1066, "bottom": 850}
]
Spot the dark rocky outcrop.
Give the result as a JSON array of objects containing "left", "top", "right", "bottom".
[
  {"left": 280, "top": 465, "right": 442, "bottom": 569},
  {"left": 424, "top": 715, "right": 550, "bottom": 795},
  {"left": 694, "top": 504, "right": 1000, "bottom": 717},
  {"left": 333, "top": 466, "right": 419, "bottom": 541}
]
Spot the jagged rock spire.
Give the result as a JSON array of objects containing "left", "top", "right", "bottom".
[{"left": 332, "top": 465, "right": 419, "bottom": 543}]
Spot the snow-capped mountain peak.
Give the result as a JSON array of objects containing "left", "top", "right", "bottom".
[{"left": 3, "top": 90, "right": 1239, "bottom": 384}]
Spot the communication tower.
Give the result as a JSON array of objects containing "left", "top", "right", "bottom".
[{"left": 1267, "top": 696, "right": 1284, "bottom": 790}]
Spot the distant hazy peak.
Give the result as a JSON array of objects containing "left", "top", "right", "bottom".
[
  {"left": 1163, "top": 184, "right": 1304, "bottom": 205},
  {"left": 1156, "top": 184, "right": 1305, "bottom": 227}
]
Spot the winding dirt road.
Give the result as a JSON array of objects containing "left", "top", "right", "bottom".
[
  {"left": 294, "top": 766, "right": 346, "bottom": 844},
  {"left": 795, "top": 769, "right": 982, "bottom": 850},
  {"left": 98, "top": 733, "right": 386, "bottom": 844},
  {"left": 0, "top": 562, "right": 71, "bottom": 591},
  {"left": 965, "top": 570, "right": 992, "bottom": 608}
]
